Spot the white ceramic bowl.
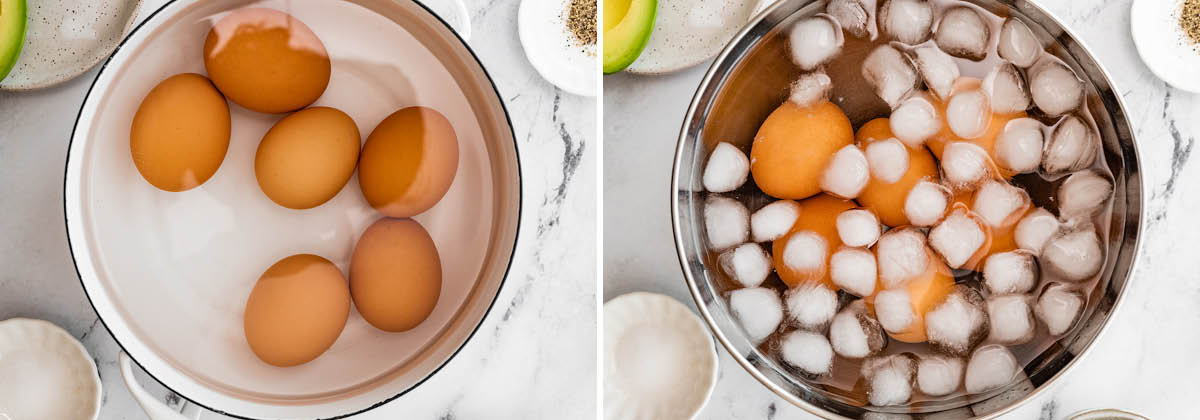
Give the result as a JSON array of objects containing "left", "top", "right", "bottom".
[
  {"left": 64, "top": 0, "right": 521, "bottom": 418},
  {"left": 0, "top": 318, "right": 102, "bottom": 420},
  {"left": 603, "top": 293, "right": 718, "bottom": 420}
]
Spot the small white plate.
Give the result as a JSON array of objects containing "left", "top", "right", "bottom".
[
  {"left": 604, "top": 292, "right": 718, "bottom": 420},
  {"left": 518, "top": 0, "right": 597, "bottom": 96},
  {"left": 625, "top": 0, "right": 758, "bottom": 74},
  {"left": 1130, "top": 0, "right": 1200, "bottom": 93},
  {"left": 0, "top": 0, "right": 141, "bottom": 91},
  {"left": 0, "top": 318, "right": 102, "bottom": 420}
]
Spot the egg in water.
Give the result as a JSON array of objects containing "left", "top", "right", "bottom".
[
  {"left": 350, "top": 218, "right": 443, "bottom": 333},
  {"left": 203, "top": 8, "right": 330, "bottom": 114},
  {"left": 243, "top": 254, "right": 350, "bottom": 367},
  {"left": 255, "top": 107, "right": 360, "bottom": 209},
  {"left": 358, "top": 107, "right": 460, "bottom": 218},
  {"left": 129, "top": 73, "right": 231, "bottom": 192}
]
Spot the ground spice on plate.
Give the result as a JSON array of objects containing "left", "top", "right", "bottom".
[
  {"left": 1183, "top": 0, "right": 1200, "bottom": 47},
  {"left": 566, "top": 0, "right": 597, "bottom": 47}
]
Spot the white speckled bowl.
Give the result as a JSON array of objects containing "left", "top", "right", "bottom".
[
  {"left": 0, "top": 318, "right": 102, "bottom": 420},
  {"left": 626, "top": 0, "right": 759, "bottom": 74},
  {"left": 0, "top": 0, "right": 142, "bottom": 91},
  {"left": 64, "top": 0, "right": 521, "bottom": 418}
]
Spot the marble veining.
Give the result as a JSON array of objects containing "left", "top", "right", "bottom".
[
  {"left": 0, "top": 0, "right": 596, "bottom": 418},
  {"left": 605, "top": 0, "right": 1200, "bottom": 419}
]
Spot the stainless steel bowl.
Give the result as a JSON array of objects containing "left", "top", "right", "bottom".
[{"left": 670, "top": 0, "right": 1143, "bottom": 417}]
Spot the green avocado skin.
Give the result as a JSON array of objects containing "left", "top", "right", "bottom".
[
  {"left": 1, "top": 0, "right": 28, "bottom": 82},
  {"left": 603, "top": 0, "right": 657, "bottom": 74}
]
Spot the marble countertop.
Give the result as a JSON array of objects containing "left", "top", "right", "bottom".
[
  {"left": 604, "top": 0, "right": 1199, "bottom": 418},
  {"left": 0, "top": 0, "right": 596, "bottom": 419}
]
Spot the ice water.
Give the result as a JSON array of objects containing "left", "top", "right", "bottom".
[{"left": 701, "top": 0, "right": 1115, "bottom": 412}]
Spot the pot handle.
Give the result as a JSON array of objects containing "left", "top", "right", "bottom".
[{"left": 119, "top": 352, "right": 202, "bottom": 420}]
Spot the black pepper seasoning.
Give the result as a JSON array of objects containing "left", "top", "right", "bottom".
[
  {"left": 1182, "top": 0, "right": 1200, "bottom": 48},
  {"left": 566, "top": 0, "right": 597, "bottom": 47}
]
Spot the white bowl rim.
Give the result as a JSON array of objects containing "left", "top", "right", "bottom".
[{"left": 61, "top": 0, "right": 523, "bottom": 418}]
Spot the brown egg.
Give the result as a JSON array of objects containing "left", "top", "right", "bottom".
[
  {"left": 254, "top": 107, "right": 360, "bottom": 209},
  {"left": 350, "top": 218, "right": 442, "bottom": 332},
  {"left": 925, "top": 78, "right": 1027, "bottom": 179},
  {"left": 358, "top": 107, "right": 460, "bottom": 218},
  {"left": 129, "top": 73, "right": 230, "bottom": 192},
  {"left": 865, "top": 246, "right": 956, "bottom": 343},
  {"left": 750, "top": 101, "right": 854, "bottom": 200},
  {"left": 203, "top": 8, "right": 330, "bottom": 114},
  {"left": 243, "top": 254, "right": 350, "bottom": 367},
  {"left": 772, "top": 193, "right": 857, "bottom": 289},
  {"left": 854, "top": 118, "right": 941, "bottom": 227}
]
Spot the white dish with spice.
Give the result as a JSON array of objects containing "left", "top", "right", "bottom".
[
  {"left": 1131, "top": 0, "right": 1200, "bottom": 93},
  {"left": 0, "top": 0, "right": 141, "bottom": 91},
  {"left": 518, "top": 0, "right": 597, "bottom": 96},
  {"left": 0, "top": 318, "right": 102, "bottom": 420}
]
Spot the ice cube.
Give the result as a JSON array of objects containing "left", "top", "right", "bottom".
[
  {"left": 986, "top": 294, "right": 1035, "bottom": 345},
  {"left": 789, "top": 15, "right": 845, "bottom": 71},
  {"left": 863, "top": 45, "right": 920, "bottom": 108},
  {"left": 785, "top": 282, "right": 839, "bottom": 330},
  {"left": 913, "top": 46, "right": 960, "bottom": 100},
  {"left": 830, "top": 300, "right": 887, "bottom": 358},
  {"left": 946, "top": 88, "right": 991, "bottom": 139},
  {"left": 982, "top": 250, "right": 1038, "bottom": 294},
  {"left": 705, "top": 195, "right": 750, "bottom": 251},
  {"left": 934, "top": 6, "right": 991, "bottom": 61},
  {"left": 827, "top": 0, "right": 873, "bottom": 39},
  {"left": 1042, "top": 226, "right": 1104, "bottom": 282},
  {"left": 822, "top": 145, "right": 871, "bottom": 199},
  {"left": 998, "top": 18, "right": 1042, "bottom": 68},
  {"left": 972, "top": 180, "right": 1031, "bottom": 228},
  {"left": 703, "top": 142, "right": 750, "bottom": 193},
  {"left": 866, "top": 137, "right": 911, "bottom": 183},
  {"left": 730, "top": 287, "right": 784, "bottom": 343},
  {"left": 1035, "top": 282, "right": 1084, "bottom": 336},
  {"left": 929, "top": 208, "right": 987, "bottom": 269},
  {"left": 1057, "top": 170, "right": 1113, "bottom": 220},
  {"left": 916, "top": 354, "right": 965, "bottom": 396},
  {"left": 876, "top": 228, "right": 930, "bottom": 288},
  {"left": 1014, "top": 207, "right": 1060, "bottom": 254},
  {"left": 862, "top": 353, "right": 917, "bottom": 406},
  {"left": 789, "top": 71, "right": 834, "bottom": 108},
  {"left": 1029, "top": 57, "right": 1084, "bottom": 117},
  {"left": 838, "top": 209, "right": 882, "bottom": 247},
  {"left": 751, "top": 200, "right": 802, "bottom": 242},
  {"left": 964, "top": 344, "right": 1019, "bottom": 394},
  {"left": 984, "top": 63, "right": 1031, "bottom": 114},
  {"left": 874, "top": 288, "right": 915, "bottom": 334},
  {"left": 994, "top": 118, "right": 1045, "bottom": 174},
  {"left": 831, "top": 247, "right": 878, "bottom": 296},
  {"left": 783, "top": 230, "right": 829, "bottom": 276},
  {"left": 925, "top": 285, "right": 989, "bottom": 356},
  {"left": 904, "top": 180, "right": 951, "bottom": 227},
  {"left": 941, "top": 142, "right": 992, "bottom": 191},
  {"left": 1042, "top": 114, "right": 1098, "bottom": 175},
  {"left": 779, "top": 329, "right": 835, "bottom": 376},
  {"left": 719, "top": 243, "right": 774, "bottom": 288},
  {"left": 890, "top": 95, "right": 942, "bottom": 147},
  {"left": 879, "top": 0, "right": 933, "bottom": 44}
]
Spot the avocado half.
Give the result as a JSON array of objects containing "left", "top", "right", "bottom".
[
  {"left": 1, "top": 0, "right": 27, "bottom": 82},
  {"left": 603, "top": 0, "right": 656, "bottom": 74}
]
